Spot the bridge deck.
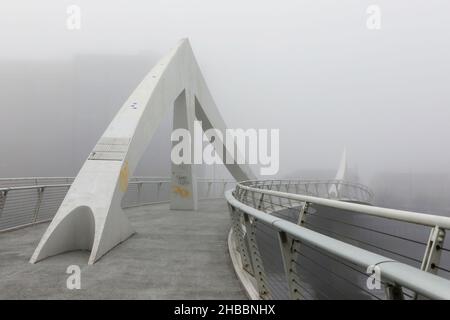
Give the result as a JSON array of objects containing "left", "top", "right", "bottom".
[{"left": 0, "top": 199, "right": 246, "bottom": 299}]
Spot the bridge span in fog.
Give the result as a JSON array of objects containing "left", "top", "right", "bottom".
[{"left": 1, "top": 40, "right": 450, "bottom": 300}]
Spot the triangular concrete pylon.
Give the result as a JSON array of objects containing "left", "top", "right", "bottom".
[{"left": 31, "top": 39, "right": 255, "bottom": 264}]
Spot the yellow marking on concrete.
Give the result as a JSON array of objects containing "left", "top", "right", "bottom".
[
  {"left": 119, "top": 161, "right": 129, "bottom": 192},
  {"left": 172, "top": 185, "right": 191, "bottom": 198}
]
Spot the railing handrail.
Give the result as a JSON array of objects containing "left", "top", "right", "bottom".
[
  {"left": 0, "top": 176, "right": 236, "bottom": 185},
  {"left": 0, "top": 184, "right": 72, "bottom": 192},
  {"left": 241, "top": 178, "right": 369, "bottom": 186},
  {"left": 128, "top": 180, "right": 170, "bottom": 184},
  {"left": 0, "top": 179, "right": 234, "bottom": 192},
  {"left": 0, "top": 176, "right": 234, "bottom": 180},
  {"left": 239, "top": 179, "right": 373, "bottom": 198},
  {"left": 0, "top": 177, "right": 74, "bottom": 181},
  {"left": 197, "top": 178, "right": 235, "bottom": 182},
  {"left": 226, "top": 189, "right": 450, "bottom": 300},
  {"left": 237, "top": 181, "right": 450, "bottom": 230}
]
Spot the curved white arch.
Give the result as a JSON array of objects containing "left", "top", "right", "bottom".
[
  {"left": 30, "top": 39, "right": 255, "bottom": 264},
  {"left": 328, "top": 148, "right": 347, "bottom": 198}
]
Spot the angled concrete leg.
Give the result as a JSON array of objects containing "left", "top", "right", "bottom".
[
  {"left": 89, "top": 205, "right": 135, "bottom": 264},
  {"left": 30, "top": 161, "right": 135, "bottom": 264},
  {"left": 30, "top": 205, "right": 96, "bottom": 263},
  {"left": 170, "top": 90, "right": 198, "bottom": 210}
]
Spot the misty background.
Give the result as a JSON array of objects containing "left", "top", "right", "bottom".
[{"left": 1, "top": 1, "right": 450, "bottom": 214}]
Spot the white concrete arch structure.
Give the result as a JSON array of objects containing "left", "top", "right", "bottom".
[
  {"left": 30, "top": 39, "right": 255, "bottom": 265},
  {"left": 335, "top": 148, "right": 347, "bottom": 181},
  {"left": 328, "top": 148, "right": 347, "bottom": 198}
]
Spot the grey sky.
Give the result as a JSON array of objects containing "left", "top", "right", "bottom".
[{"left": 1, "top": 0, "right": 450, "bottom": 188}]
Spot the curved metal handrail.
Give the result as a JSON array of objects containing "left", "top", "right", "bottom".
[
  {"left": 236, "top": 180, "right": 450, "bottom": 229},
  {"left": 238, "top": 179, "right": 373, "bottom": 204},
  {"left": 226, "top": 179, "right": 450, "bottom": 300},
  {"left": 226, "top": 189, "right": 450, "bottom": 300}
]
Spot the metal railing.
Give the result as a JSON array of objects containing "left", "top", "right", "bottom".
[
  {"left": 3, "top": 176, "right": 449, "bottom": 299},
  {"left": 227, "top": 180, "right": 450, "bottom": 300},
  {"left": 238, "top": 179, "right": 373, "bottom": 206},
  {"left": 0, "top": 177, "right": 74, "bottom": 188},
  {"left": 0, "top": 176, "right": 235, "bottom": 233}
]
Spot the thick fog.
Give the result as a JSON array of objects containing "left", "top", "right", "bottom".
[{"left": 1, "top": 1, "right": 450, "bottom": 213}]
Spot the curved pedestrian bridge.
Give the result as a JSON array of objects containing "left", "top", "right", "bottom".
[
  {"left": 2, "top": 41, "right": 449, "bottom": 300},
  {"left": 0, "top": 199, "right": 244, "bottom": 299}
]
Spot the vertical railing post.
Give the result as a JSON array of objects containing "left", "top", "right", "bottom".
[
  {"left": 277, "top": 182, "right": 283, "bottom": 208},
  {"left": 286, "top": 181, "right": 292, "bottom": 207},
  {"left": 235, "top": 186, "right": 240, "bottom": 200},
  {"left": 228, "top": 204, "right": 254, "bottom": 276},
  {"left": 242, "top": 189, "right": 249, "bottom": 204},
  {"left": 156, "top": 182, "right": 162, "bottom": 202},
  {"left": 137, "top": 182, "right": 143, "bottom": 205},
  {"left": 336, "top": 181, "right": 341, "bottom": 199},
  {"left": 237, "top": 187, "right": 243, "bottom": 202},
  {"left": 421, "top": 225, "right": 445, "bottom": 275},
  {"left": 33, "top": 187, "right": 44, "bottom": 223},
  {"left": 297, "top": 202, "right": 309, "bottom": 226},
  {"left": 207, "top": 182, "right": 212, "bottom": 198},
  {"left": 269, "top": 181, "right": 275, "bottom": 211},
  {"left": 257, "top": 192, "right": 265, "bottom": 210},
  {"left": 0, "top": 190, "right": 7, "bottom": 220},
  {"left": 242, "top": 212, "right": 270, "bottom": 299},
  {"left": 278, "top": 231, "right": 303, "bottom": 299},
  {"left": 410, "top": 225, "right": 446, "bottom": 300},
  {"left": 239, "top": 186, "right": 245, "bottom": 201},
  {"left": 251, "top": 190, "right": 257, "bottom": 208},
  {"left": 416, "top": 225, "right": 446, "bottom": 300},
  {"left": 385, "top": 283, "right": 404, "bottom": 300}
]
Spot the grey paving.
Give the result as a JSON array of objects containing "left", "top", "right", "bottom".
[{"left": 0, "top": 199, "right": 246, "bottom": 299}]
